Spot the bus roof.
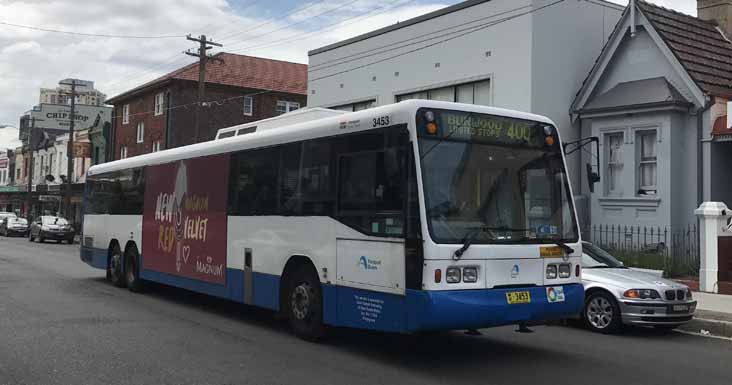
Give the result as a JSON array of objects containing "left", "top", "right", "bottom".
[
  {"left": 88, "top": 100, "right": 555, "bottom": 176},
  {"left": 215, "top": 107, "right": 347, "bottom": 139}
]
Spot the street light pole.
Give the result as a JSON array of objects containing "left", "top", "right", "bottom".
[
  {"left": 60, "top": 79, "right": 77, "bottom": 221},
  {"left": 25, "top": 116, "right": 39, "bottom": 219}
]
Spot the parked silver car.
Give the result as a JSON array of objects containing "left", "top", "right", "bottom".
[{"left": 581, "top": 242, "right": 696, "bottom": 333}]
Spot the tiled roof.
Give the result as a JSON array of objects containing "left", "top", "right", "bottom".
[
  {"left": 638, "top": 1, "right": 732, "bottom": 98},
  {"left": 107, "top": 53, "right": 307, "bottom": 104}
]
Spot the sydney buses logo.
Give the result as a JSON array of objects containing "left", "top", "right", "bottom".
[{"left": 357, "top": 256, "right": 381, "bottom": 271}]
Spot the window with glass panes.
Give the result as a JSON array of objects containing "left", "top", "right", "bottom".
[
  {"left": 396, "top": 79, "right": 491, "bottom": 105},
  {"left": 606, "top": 133, "right": 623, "bottom": 195},
  {"left": 637, "top": 130, "right": 657, "bottom": 195},
  {"left": 276, "top": 101, "right": 300, "bottom": 115}
]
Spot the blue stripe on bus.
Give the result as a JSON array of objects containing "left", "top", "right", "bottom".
[
  {"left": 327, "top": 284, "right": 584, "bottom": 332},
  {"left": 80, "top": 246, "right": 107, "bottom": 270}
]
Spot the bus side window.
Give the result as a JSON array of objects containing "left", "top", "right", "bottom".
[
  {"left": 337, "top": 150, "right": 404, "bottom": 236},
  {"left": 232, "top": 148, "right": 279, "bottom": 215}
]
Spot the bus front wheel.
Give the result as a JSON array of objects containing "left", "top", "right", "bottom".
[{"left": 285, "top": 266, "right": 326, "bottom": 341}]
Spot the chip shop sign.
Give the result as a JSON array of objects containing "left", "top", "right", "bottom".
[{"left": 30, "top": 103, "right": 112, "bottom": 131}]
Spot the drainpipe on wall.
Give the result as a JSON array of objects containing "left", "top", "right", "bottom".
[{"left": 696, "top": 96, "right": 714, "bottom": 206}]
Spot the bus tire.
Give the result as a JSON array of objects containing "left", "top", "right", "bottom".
[
  {"left": 285, "top": 265, "right": 326, "bottom": 341},
  {"left": 108, "top": 244, "right": 126, "bottom": 288},
  {"left": 124, "top": 245, "right": 144, "bottom": 293}
]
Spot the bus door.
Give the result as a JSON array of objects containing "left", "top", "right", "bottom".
[{"left": 333, "top": 135, "right": 410, "bottom": 331}]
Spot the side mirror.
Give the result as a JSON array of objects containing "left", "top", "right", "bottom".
[{"left": 586, "top": 163, "right": 601, "bottom": 193}]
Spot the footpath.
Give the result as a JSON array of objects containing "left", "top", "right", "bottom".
[{"left": 678, "top": 291, "right": 732, "bottom": 338}]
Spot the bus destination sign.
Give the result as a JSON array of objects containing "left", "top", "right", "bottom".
[{"left": 424, "top": 110, "right": 548, "bottom": 148}]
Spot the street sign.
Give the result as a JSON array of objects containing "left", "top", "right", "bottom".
[{"left": 39, "top": 195, "right": 61, "bottom": 202}]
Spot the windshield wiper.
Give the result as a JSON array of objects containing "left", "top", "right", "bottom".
[
  {"left": 453, "top": 227, "right": 496, "bottom": 261},
  {"left": 553, "top": 241, "right": 575, "bottom": 254}
]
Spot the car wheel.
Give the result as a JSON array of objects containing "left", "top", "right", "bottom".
[
  {"left": 108, "top": 245, "right": 126, "bottom": 288},
  {"left": 584, "top": 291, "right": 622, "bottom": 334},
  {"left": 39, "top": 231, "right": 45, "bottom": 243},
  {"left": 124, "top": 246, "right": 144, "bottom": 293},
  {"left": 28, "top": 231, "right": 34, "bottom": 242},
  {"left": 285, "top": 265, "right": 326, "bottom": 341}
]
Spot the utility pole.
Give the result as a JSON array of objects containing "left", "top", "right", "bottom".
[
  {"left": 185, "top": 34, "right": 223, "bottom": 143},
  {"left": 25, "top": 116, "right": 42, "bottom": 219},
  {"left": 59, "top": 79, "right": 78, "bottom": 221}
]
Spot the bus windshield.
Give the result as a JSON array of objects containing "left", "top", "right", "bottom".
[{"left": 417, "top": 109, "right": 578, "bottom": 245}]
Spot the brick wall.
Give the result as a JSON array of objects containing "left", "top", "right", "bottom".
[
  {"left": 112, "top": 80, "right": 307, "bottom": 159},
  {"left": 112, "top": 86, "right": 169, "bottom": 160}
]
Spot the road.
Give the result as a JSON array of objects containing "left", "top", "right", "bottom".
[{"left": 0, "top": 236, "right": 730, "bottom": 385}]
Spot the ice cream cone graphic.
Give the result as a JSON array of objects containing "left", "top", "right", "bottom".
[{"left": 173, "top": 161, "right": 188, "bottom": 273}]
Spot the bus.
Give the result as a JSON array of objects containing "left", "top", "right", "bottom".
[{"left": 80, "top": 100, "right": 583, "bottom": 340}]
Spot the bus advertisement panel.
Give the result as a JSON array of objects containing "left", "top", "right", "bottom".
[{"left": 141, "top": 154, "right": 230, "bottom": 284}]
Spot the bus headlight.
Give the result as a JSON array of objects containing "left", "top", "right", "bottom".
[
  {"left": 462, "top": 267, "right": 478, "bottom": 283},
  {"left": 558, "top": 263, "right": 571, "bottom": 278},
  {"left": 546, "top": 264, "right": 557, "bottom": 279},
  {"left": 446, "top": 267, "right": 461, "bottom": 283}
]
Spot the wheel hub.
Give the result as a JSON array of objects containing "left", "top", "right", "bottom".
[
  {"left": 587, "top": 297, "right": 613, "bottom": 329},
  {"left": 291, "top": 284, "right": 311, "bottom": 320}
]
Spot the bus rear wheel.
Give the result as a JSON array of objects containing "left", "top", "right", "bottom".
[
  {"left": 285, "top": 266, "right": 325, "bottom": 341},
  {"left": 124, "top": 246, "right": 144, "bottom": 293},
  {"left": 108, "top": 245, "right": 126, "bottom": 288}
]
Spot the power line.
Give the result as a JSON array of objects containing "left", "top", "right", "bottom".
[
  {"left": 0, "top": 21, "right": 184, "bottom": 39},
  {"left": 223, "top": 0, "right": 363, "bottom": 52},
  {"left": 309, "top": 0, "right": 566, "bottom": 83},
  {"left": 229, "top": 0, "right": 411, "bottom": 54},
  {"left": 218, "top": 0, "right": 330, "bottom": 42},
  {"left": 308, "top": 2, "right": 533, "bottom": 72}
]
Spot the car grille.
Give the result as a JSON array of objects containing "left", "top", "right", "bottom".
[
  {"left": 665, "top": 289, "right": 686, "bottom": 301},
  {"left": 641, "top": 315, "right": 693, "bottom": 323}
]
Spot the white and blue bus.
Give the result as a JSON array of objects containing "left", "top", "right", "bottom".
[{"left": 81, "top": 100, "right": 583, "bottom": 340}]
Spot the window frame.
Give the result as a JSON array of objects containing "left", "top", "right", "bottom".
[
  {"left": 152, "top": 140, "right": 161, "bottom": 152},
  {"left": 120, "top": 146, "right": 128, "bottom": 159},
  {"left": 243, "top": 96, "right": 253, "bottom": 116},
  {"left": 605, "top": 132, "right": 624, "bottom": 196},
  {"left": 636, "top": 130, "right": 658, "bottom": 195},
  {"left": 154, "top": 93, "right": 164, "bottom": 116},
  {"left": 136, "top": 122, "right": 144, "bottom": 143},
  {"left": 122, "top": 104, "right": 130, "bottom": 125},
  {"left": 276, "top": 100, "right": 300, "bottom": 115}
]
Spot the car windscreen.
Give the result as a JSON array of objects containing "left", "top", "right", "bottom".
[
  {"left": 8, "top": 218, "right": 27, "bottom": 225},
  {"left": 42, "top": 217, "right": 69, "bottom": 226},
  {"left": 582, "top": 243, "right": 625, "bottom": 268}
]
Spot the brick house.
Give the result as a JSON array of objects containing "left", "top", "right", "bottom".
[{"left": 106, "top": 53, "right": 307, "bottom": 160}]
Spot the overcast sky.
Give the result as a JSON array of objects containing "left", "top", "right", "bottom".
[{"left": 0, "top": 0, "right": 698, "bottom": 133}]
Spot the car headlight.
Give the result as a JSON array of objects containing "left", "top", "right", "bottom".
[
  {"left": 686, "top": 288, "right": 693, "bottom": 300},
  {"left": 623, "top": 289, "right": 661, "bottom": 299},
  {"left": 462, "top": 267, "right": 478, "bottom": 283},
  {"left": 546, "top": 264, "right": 557, "bottom": 279},
  {"left": 446, "top": 267, "right": 461, "bottom": 283},
  {"left": 558, "top": 263, "right": 571, "bottom": 278}
]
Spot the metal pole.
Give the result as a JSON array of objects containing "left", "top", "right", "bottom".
[
  {"left": 26, "top": 117, "right": 36, "bottom": 219},
  {"left": 64, "top": 79, "right": 76, "bottom": 221}
]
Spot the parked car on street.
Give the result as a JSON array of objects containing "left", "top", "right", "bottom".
[
  {"left": 581, "top": 242, "right": 696, "bottom": 333},
  {"left": 1, "top": 217, "right": 29, "bottom": 237},
  {"left": 0, "top": 211, "right": 17, "bottom": 221},
  {"left": 28, "top": 216, "right": 75, "bottom": 244}
]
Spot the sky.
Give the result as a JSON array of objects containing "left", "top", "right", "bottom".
[{"left": 0, "top": 0, "right": 698, "bottom": 135}]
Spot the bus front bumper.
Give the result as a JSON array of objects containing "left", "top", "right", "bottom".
[{"left": 407, "top": 283, "right": 584, "bottom": 332}]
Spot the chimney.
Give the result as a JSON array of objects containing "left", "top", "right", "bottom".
[{"left": 698, "top": 0, "right": 732, "bottom": 39}]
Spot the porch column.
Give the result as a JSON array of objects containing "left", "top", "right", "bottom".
[{"left": 695, "top": 202, "right": 731, "bottom": 293}]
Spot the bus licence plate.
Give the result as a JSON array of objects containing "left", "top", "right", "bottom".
[{"left": 506, "top": 291, "right": 531, "bottom": 304}]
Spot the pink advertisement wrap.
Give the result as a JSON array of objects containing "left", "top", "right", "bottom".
[{"left": 142, "top": 154, "right": 230, "bottom": 284}]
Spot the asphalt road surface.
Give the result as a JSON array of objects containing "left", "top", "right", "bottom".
[{"left": 0, "top": 236, "right": 730, "bottom": 385}]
